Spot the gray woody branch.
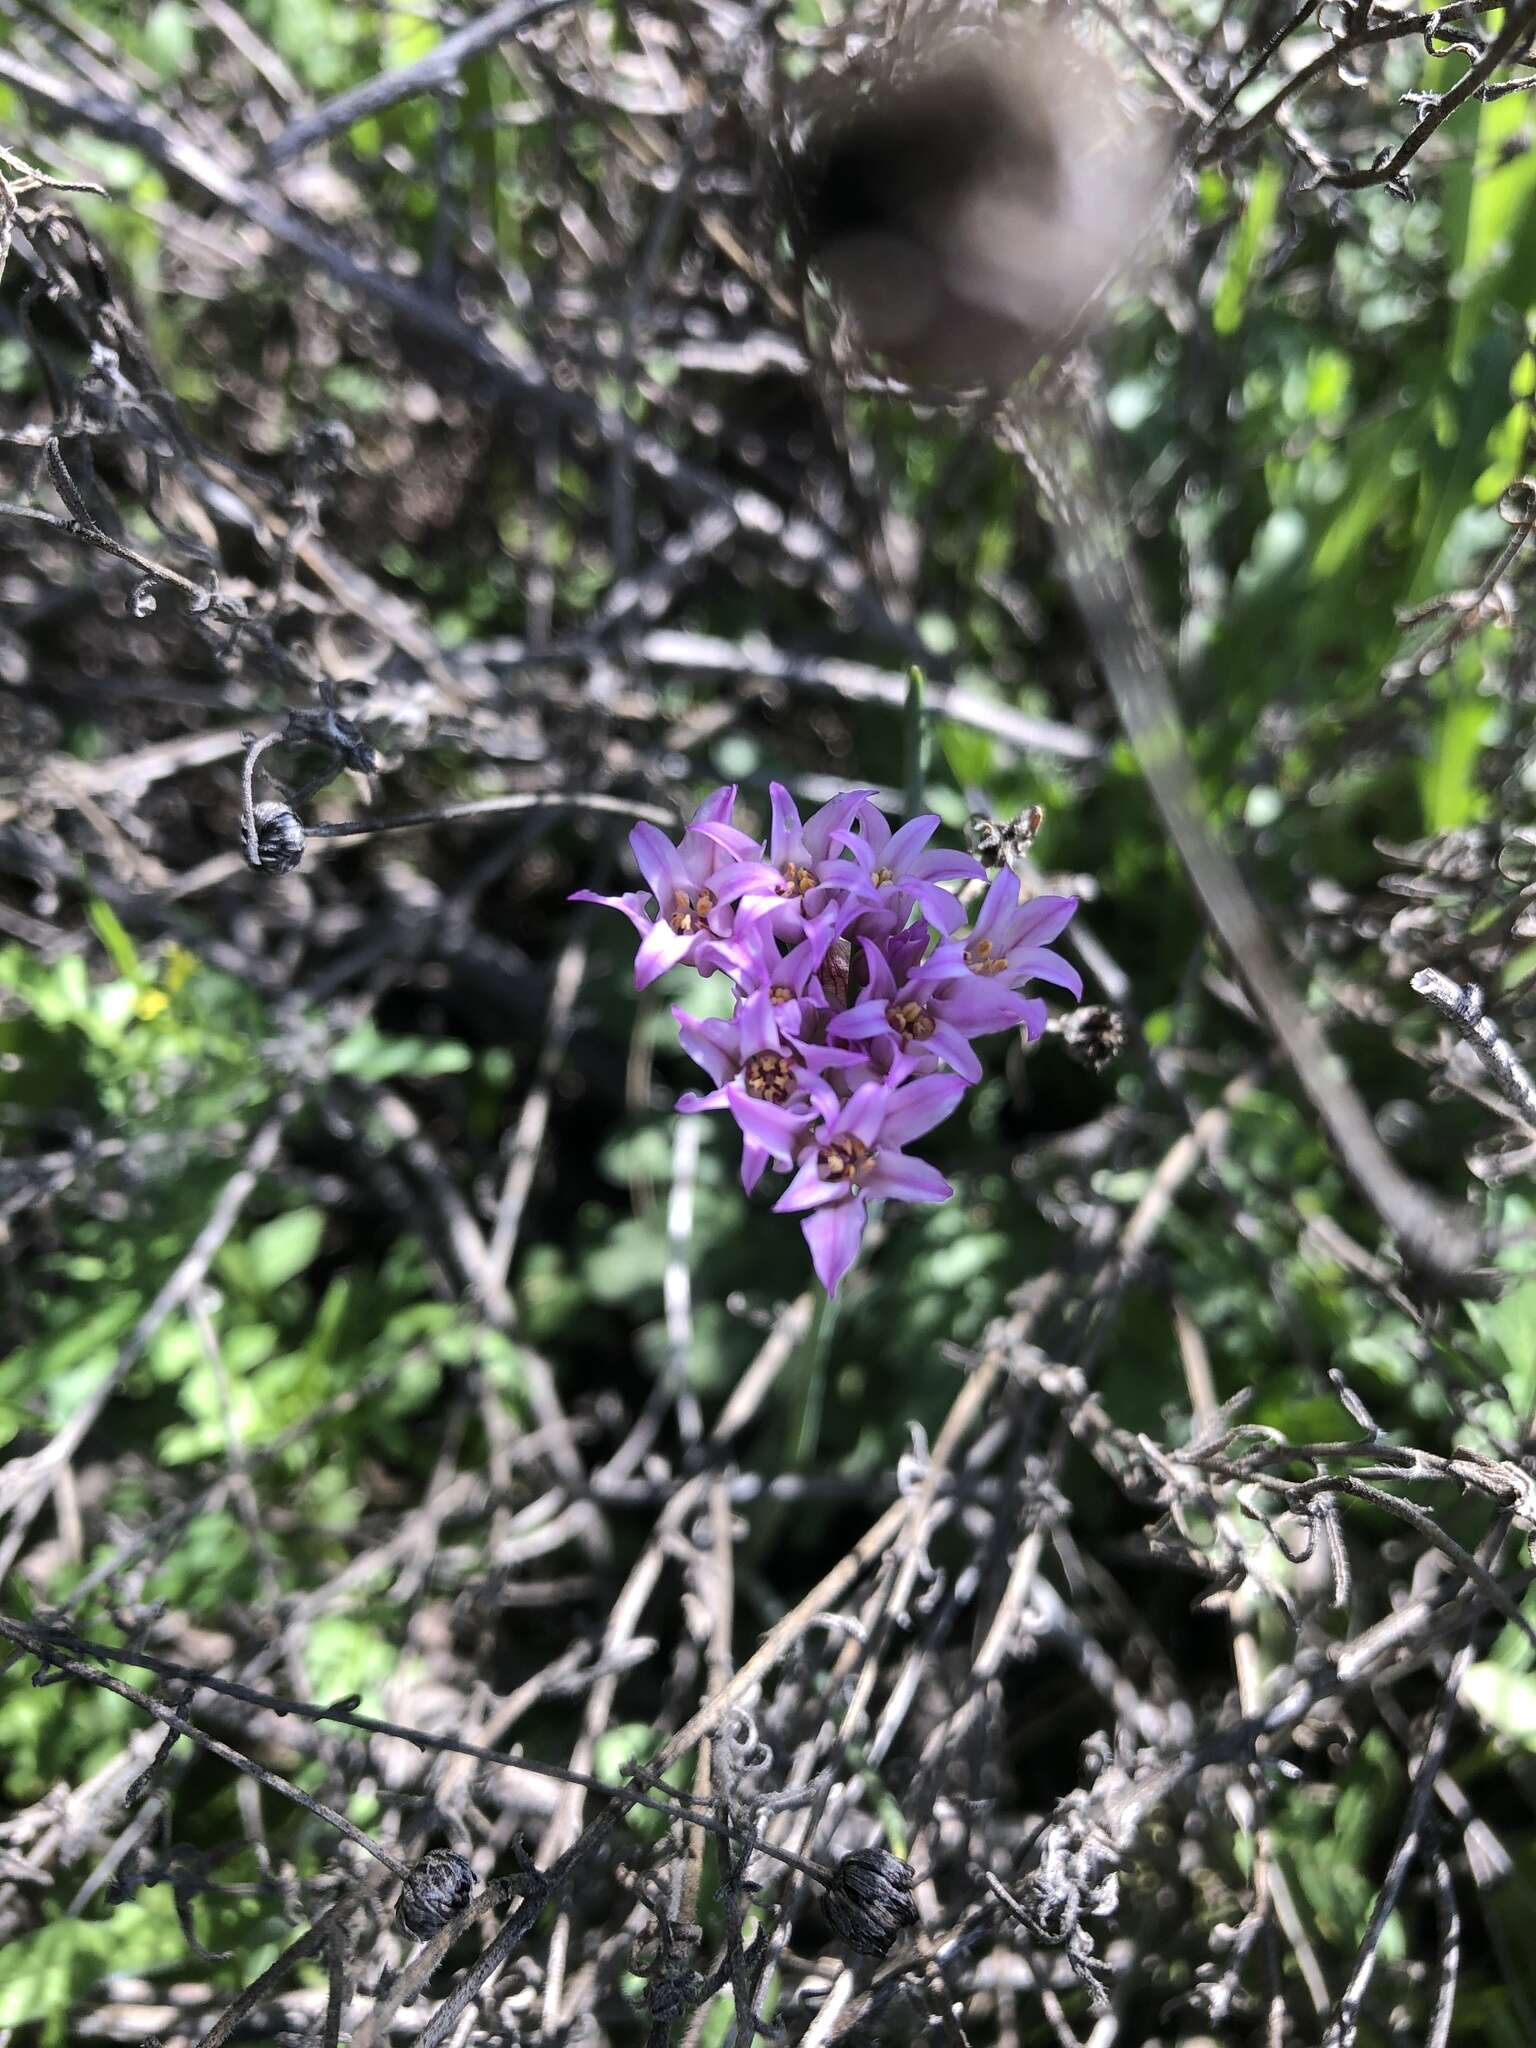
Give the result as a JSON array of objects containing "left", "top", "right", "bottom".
[
  {"left": 266, "top": 0, "right": 575, "bottom": 164},
  {"left": 1411, "top": 967, "right": 1536, "bottom": 1133}
]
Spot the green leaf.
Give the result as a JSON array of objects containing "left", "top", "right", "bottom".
[
  {"left": 305, "top": 1615, "right": 397, "bottom": 1718},
  {"left": 937, "top": 721, "right": 995, "bottom": 792},
  {"left": 1467, "top": 1279, "right": 1536, "bottom": 1411},
  {"left": 86, "top": 900, "right": 139, "bottom": 979},
  {"left": 1211, "top": 159, "right": 1282, "bottom": 336},
  {"left": 0, "top": 1895, "right": 184, "bottom": 2027},
  {"left": 1463, "top": 1661, "right": 1536, "bottom": 1746},
  {"left": 1450, "top": 88, "right": 1536, "bottom": 377},
  {"left": 1419, "top": 686, "right": 1490, "bottom": 833},
  {"left": 222, "top": 1208, "right": 325, "bottom": 1295},
  {"left": 142, "top": 1, "right": 196, "bottom": 79},
  {"left": 591, "top": 1724, "right": 691, "bottom": 1840},
  {"left": 331, "top": 1021, "right": 474, "bottom": 1081},
  {"left": 593, "top": 1722, "right": 657, "bottom": 1783},
  {"left": 583, "top": 1216, "right": 667, "bottom": 1304}
]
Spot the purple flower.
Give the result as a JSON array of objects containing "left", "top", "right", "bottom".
[
  {"left": 575, "top": 782, "right": 1086, "bottom": 1297},
  {"left": 822, "top": 809, "right": 986, "bottom": 935},
  {"left": 829, "top": 939, "right": 1038, "bottom": 1083},
  {"left": 674, "top": 990, "right": 818, "bottom": 1192},
  {"left": 571, "top": 787, "right": 760, "bottom": 990},
  {"left": 698, "top": 904, "right": 843, "bottom": 1037},
  {"left": 700, "top": 782, "right": 874, "bottom": 937},
  {"left": 773, "top": 1074, "right": 967, "bottom": 1294},
  {"left": 933, "top": 873, "right": 1084, "bottom": 1013}
]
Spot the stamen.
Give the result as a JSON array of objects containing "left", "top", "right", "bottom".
[
  {"left": 667, "top": 885, "right": 716, "bottom": 935},
  {"left": 964, "top": 937, "right": 1007, "bottom": 976},
  {"left": 886, "top": 999, "right": 936, "bottom": 1041},
  {"left": 743, "top": 1050, "right": 795, "bottom": 1105},
  {"left": 819, "top": 1133, "right": 873, "bottom": 1184}
]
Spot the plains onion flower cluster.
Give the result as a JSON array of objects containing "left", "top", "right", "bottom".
[{"left": 574, "top": 785, "right": 1080, "bottom": 1294}]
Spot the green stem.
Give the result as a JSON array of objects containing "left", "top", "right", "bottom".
[
  {"left": 785, "top": 1282, "right": 837, "bottom": 1471},
  {"left": 904, "top": 664, "right": 930, "bottom": 816}
]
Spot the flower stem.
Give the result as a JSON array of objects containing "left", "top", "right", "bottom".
[{"left": 904, "top": 663, "right": 931, "bottom": 817}]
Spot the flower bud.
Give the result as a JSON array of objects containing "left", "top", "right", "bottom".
[
  {"left": 820, "top": 936, "right": 852, "bottom": 1008},
  {"left": 397, "top": 1848, "right": 476, "bottom": 1940},
  {"left": 823, "top": 1847, "right": 919, "bottom": 1956},
  {"left": 247, "top": 801, "right": 305, "bottom": 874}
]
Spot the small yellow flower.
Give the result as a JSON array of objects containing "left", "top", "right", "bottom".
[{"left": 134, "top": 988, "right": 169, "bottom": 1022}]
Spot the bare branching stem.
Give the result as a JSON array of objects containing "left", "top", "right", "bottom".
[{"left": 1410, "top": 967, "right": 1536, "bottom": 1133}]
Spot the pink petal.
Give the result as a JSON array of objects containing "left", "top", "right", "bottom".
[
  {"left": 570, "top": 888, "right": 654, "bottom": 940},
  {"left": 969, "top": 870, "right": 1017, "bottom": 944},
  {"left": 801, "top": 788, "right": 875, "bottom": 861},
  {"left": 796, "top": 1038, "right": 869, "bottom": 1072},
  {"left": 1006, "top": 947, "right": 1083, "bottom": 1000},
  {"left": 726, "top": 1087, "right": 810, "bottom": 1166},
  {"left": 904, "top": 880, "right": 971, "bottom": 934},
  {"left": 855, "top": 806, "right": 893, "bottom": 856},
  {"left": 880, "top": 1072, "right": 967, "bottom": 1145},
  {"left": 908, "top": 847, "right": 988, "bottom": 885},
  {"left": 935, "top": 978, "right": 1034, "bottom": 1035},
  {"left": 1004, "top": 894, "right": 1079, "bottom": 948},
  {"left": 927, "top": 1022, "right": 982, "bottom": 1082},
  {"left": 774, "top": 1157, "right": 844, "bottom": 1213},
  {"left": 691, "top": 785, "right": 738, "bottom": 826},
  {"left": 676, "top": 1086, "right": 729, "bottom": 1112},
  {"left": 841, "top": 1079, "right": 896, "bottom": 1146},
  {"left": 692, "top": 822, "right": 764, "bottom": 866},
  {"left": 881, "top": 814, "right": 940, "bottom": 869},
  {"left": 1017, "top": 996, "right": 1049, "bottom": 1042},
  {"left": 802, "top": 1199, "right": 867, "bottom": 1294},
  {"left": 828, "top": 998, "right": 894, "bottom": 1044},
  {"left": 741, "top": 1138, "right": 770, "bottom": 1194},
  {"left": 734, "top": 988, "right": 783, "bottom": 1057},
  {"left": 824, "top": 831, "right": 878, "bottom": 878},
  {"left": 635, "top": 922, "right": 695, "bottom": 989},
  {"left": 629, "top": 822, "right": 684, "bottom": 904},
  {"left": 705, "top": 862, "right": 781, "bottom": 912},
  {"left": 768, "top": 782, "right": 805, "bottom": 866},
  {"left": 866, "top": 1152, "right": 952, "bottom": 1204},
  {"left": 858, "top": 940, "right": 897, "bottom": 999}
]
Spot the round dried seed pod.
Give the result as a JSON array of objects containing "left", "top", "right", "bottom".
[
  {"left": 1060, "top": 1004, "right": 1126, "bottom": 1070},
  {"left": 823, "top": 1847, "right": 920, "bottom": 1956},
  {"left": 397, "top": 1849, "right": 477, "bottom": 1940},
  {"left": 247, "top": 800, "right": 306, "bottom": 875}
]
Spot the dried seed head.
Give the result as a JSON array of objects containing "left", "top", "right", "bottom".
[
  {"left": 299, "top": 418, "right": 355, "bottom": 471},
  {"left": 967, "top": 805, "right": 1045, "bottom": 873},
  {"left": 329, "top": 713, "right": 378, "bottom": 778},
  {"left": 823, "top": 1847, "right": 920, "bottom": 1956},
  {"left": 397, "top": 1849, "right": 477, "bottom": 1940},
  {"left": 1060, "top": 1004, "right": 1125, "bottom": 1070},
  {"left": 1012, "top": 1870, "right": 1076, "bottom": 1945},
  {"left": 644, "top": 1965, "right": 705, "bottom": 2020},
  {"left": 247, "top": 801, "right": 306, "bottom": 875}
]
